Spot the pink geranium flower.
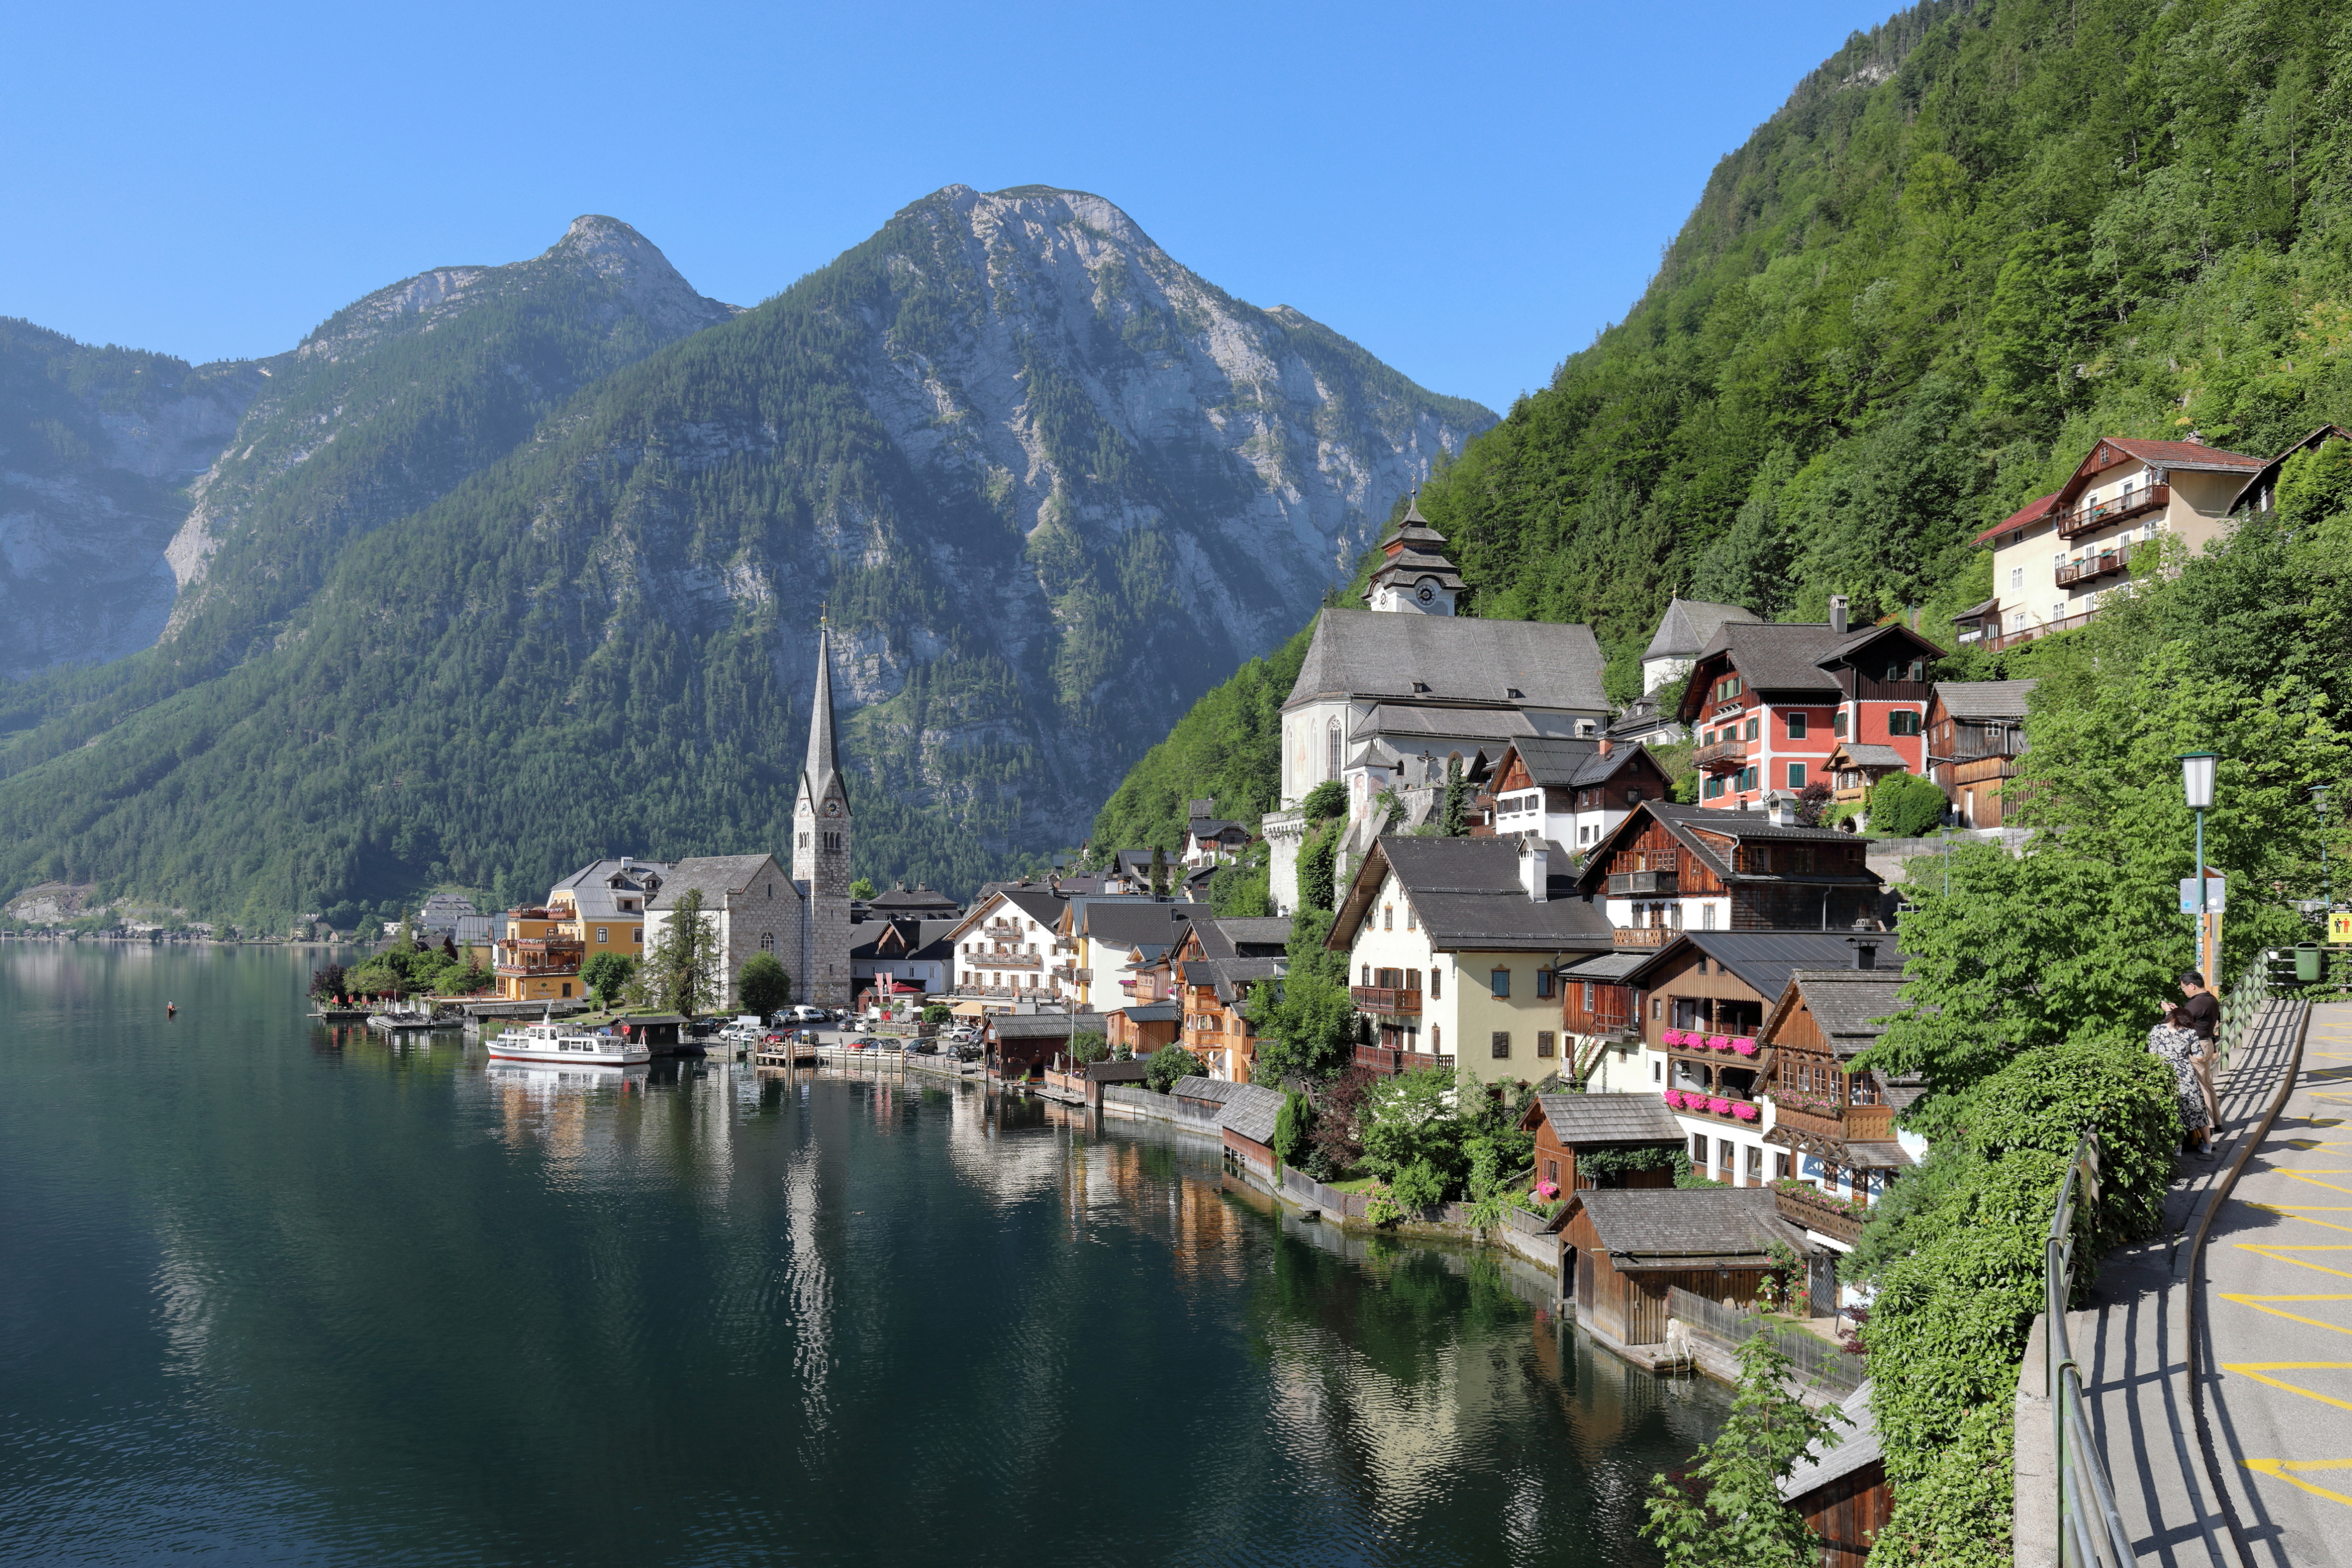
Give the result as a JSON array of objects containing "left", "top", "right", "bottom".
[
  {"left": 1708, "top": 1096, "right": 1732, "bottom": 1116},
  {"left": 1733, "top": 1102, "right": 1760, "bottom": 1122},
  {"left": 1732, "top": 1038, "right": 1758, "bottom": 1056},
  {"left": 1663, "top": 1090, "right": 1684, "bottom": 1110}
]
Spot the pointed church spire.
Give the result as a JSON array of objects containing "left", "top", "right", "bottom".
[{"left": 804, "top": 620, "right": 842, "bottom": 806}]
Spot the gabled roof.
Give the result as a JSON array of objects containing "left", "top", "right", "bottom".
[
  {"left": 2053, "top": 435, "right": 2264, "bottom": 509},
  {"left": 1681, "top": 619, "right": 1947, "bottom": 718},
  {"left": 1974, "top": 491, "right": 2059, "bottom": 545},
  {"left": 648, "top": 855, "right": 789, "bottom": 910},
  {"left": 1779, "top": 1384, "right": 1881, "bottom": 1503},
  {"left": 988, "top": 1012, "right": 1110, "bottom": 1040},
  {"left": 864, "top": 883, "right": 962, "bottom": 917},
  {"left": 2232, "top": 425, "right": 2352, "bottom": 513},
  {"left": 945, "top": 886, "right": 1067, "bottom": 945},
  {"left": 1558, "top": 951, "right": 1650, "bottom": 981},
  {"left": 1768, "top": 969, "right": 1909, "bottom": 1059},
  {"left": 1287, "top": 609, "right": 1609, "bottom": 714},
  {"left": 1068, "top": 899, "right": 1207, "bottom": 947},
  {"left": 1575, "top": 802, "right": 1882, "bottom": 897},
  {"left": 1219, "top": 1081, "right": 1287, "bottom": 1145},
  {"left": 1932, "top": 678, "right": 2037, "bottom": 720},
  {"left": 1643, "top": 597, "right": 1761, "bottom": 662},
  {"left": 1499, "top": 735, "right": 1664, "bottom": 790},
  {"left": 1553, "top": 1186, "right": 1810, "bottom": 1264},
  {"left": 1193, "top": 916, "right": 1292, "bottom": 959},
  {"left": 551, "top": 858, "right": 674, "bottom": 919},
  {"left": 1614, "top": 930, "right": 1903, "bottom": 1009},
  {"left": 1828, "top": 742, "right": 1908, "bottom": 771},
  {"left": 1332, "top": 836, "right": 1615, "bottom": 953},
  {"left": 1525, "top": 1092, "right": 1686, "bottom": 1145},
  {"left": 1119, "top": 1001, "right": 1180, "bottom": 1023}
]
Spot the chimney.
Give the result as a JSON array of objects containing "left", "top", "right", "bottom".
[
  {"left": 620, "top": 856, "right": 634, "bottom": 870},
  {"left": 1769, "top": 794, "right": 1795, "bottom": 828},
  {"left": 1597, "top": 735, "right": 1613, "bottom": 757},
  {"left": 1848, "top": 937, "right": 1879, "bottom": 971},
  {"left": 1519, "top": 838, "right": 1549, "bottom": 902},
  {"left": 1828, "top": 595, "right": 1849, "bottom": 636}
]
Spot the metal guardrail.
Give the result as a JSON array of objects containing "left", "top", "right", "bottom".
[
  {"left": 2048, "top": 1131, "right": 2136, "bottom": 1567},
  {"left": 2214, "top": 963, "right": 2274, "bottom": 1076}
]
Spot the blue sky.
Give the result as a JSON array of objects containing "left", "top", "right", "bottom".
[{"left": 7, "top": 0, "right": 1904, "bottom": 413}]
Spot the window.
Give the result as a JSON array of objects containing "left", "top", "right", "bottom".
[
  {"left": 1654, "top": 1059, "right": 1664, "bottom": 1083},
  {"left": 1537, "top": 1031, "right": 1556, "bottom": 1058},
  {"left": 1786, "top": 712, "right": 1807, "bottom": 739},
  {"left": 1888, "top": 711, "right": 1922, "bottom": 737},
  {"left": 1546, "top": 1159, "right": 1559, "bottom": 1186},
  {"left": 1582, "top": 981, "right": 1595, "bottom": 1010},
  {"left": 1432, "top": 1025, "right": 1443, "bottom": 1054},
  {"left": 1490, "top": 968, "right": 1510, "bottom": 998},
  {"left": 1692, "top": 1134, "right": 1708, "bottom": 1165},
  {"left": 2010, "top": 565, "right": 2024, "bottom": 591},
  {"left": 1625, "top": 788, "right": 1643, "bottom": 806},
  {"left": 1535, "top": 968, "right": 1554, "bottom": 999},
  {"left": 1431, "top": 968, "right": 1442, "bottom": 999},
  {"left": 596, "top": 927, "right": 608, "bottom": 944},
  {"left": 1743, "top": 717, "right": 1760, "bottom": 742},
  {"left": 1327, "top": 718, "right": 1341, "bottom": 781},
  {"left": 1773, "top": 1151, "right": 1791, "bottom": 1181},
  {"left": 561, "top": 983, "right": 572, "bottom": 997},
  {"left": 1383, "top": 905, "right": 1392, "bottom": 931},
  {"left": 1361, "top": 964, "right": 1371, "bottom": 986},
  {"left": 1703, "top": 774, "right": 1724, "bottom": 799},
  {"left": 1491, "top": 1031, "right": 1511, "bottom": 1059},
  {"left": 1701, "top": 902, "right": 1718, "bottom": 930},
  {"left": 632, "top": 927, "right": 642, "bottom": 943},
  {"left": 1405, "top": 904, "right": 1416, "bottom": 930},
  {"left": 1718, "top": 1139, "right": 1735, "bottom": 1175},
  {"left": 1786, "top": 762, "right": 1807, "bottom": 790},
  {"left": 1745, "top": 1146, "right": 1764, "bottom": 1182},
  {"left": 760, "top": 932, "right": 775, "bottom": 953},
  {"left": 798, "top": 832, "right": 809, "bottom": 849},
  {"left": 1652, "top": 997, "right": 1662, "bottom": 1020}
]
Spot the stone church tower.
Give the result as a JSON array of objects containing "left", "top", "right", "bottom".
[{"left": 793, "top": 625, "right": 856, "bottom": 1007}]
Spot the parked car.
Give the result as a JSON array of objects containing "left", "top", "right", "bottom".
[
  {"left": 905, "top": 1039, "right": 938, "bottom": 1055},
  {"left": 788, "top": 1005, "right": 829, "bottom": 1024}
]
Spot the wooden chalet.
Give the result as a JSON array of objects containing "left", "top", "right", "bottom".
[
  {"left": 1173, "top": 1075, "right": 1286, "bottom": 1181},
  {"left": 1550, "top": 1187, "right": 1814, "bottom": 1349},
  {"left": 1107, "top": 1000, "right": 1179, "bottom": 1058},
  {"left": 1780, "top": 1385, "right": 1890, "bottom": 1568},
  {"left": 1558, "top": 949, "right": 1646, "bottom": 1087},
  {"left": 1170, "top": 916, "right": 1289, "bottom": 1081},
  {"left": 1575, "top": 801, "right": 1886, "bottom": 943},
  {"left": 984, "top": 1012, "right": 1108, "bottom": 1083},
  {"left": 1520, "top": 1093, "right": 1685, "bottom": 1193},
  {"left": 1925, "top": 679, "right": 2037, "bottom": 827},
  {"left": 1824, "top": 742, "right": 1907, "bottom": 809},
  {"left": 1759, "top": 967, "right": 1923, "bottom": 1214}
]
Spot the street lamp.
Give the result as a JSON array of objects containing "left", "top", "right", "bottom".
[{"left": 2183, "top": 752, "right": 2218, "bottom": 979}]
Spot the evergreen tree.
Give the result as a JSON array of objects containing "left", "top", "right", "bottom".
[
  {"left": 1442, "top": 758, "right": 1468, "bottom": 837},
  {"left": 643, "top": 888, "right": 720, "bottom": 1015}
]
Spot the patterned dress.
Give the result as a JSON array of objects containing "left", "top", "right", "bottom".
[{"left": 2149, "top": 1024, "right": 2210, "bottom": 1134}]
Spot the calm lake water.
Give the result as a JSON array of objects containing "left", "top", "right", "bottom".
[{"left": 1, "top": 944, "right": 1727, "bottom": 1566}]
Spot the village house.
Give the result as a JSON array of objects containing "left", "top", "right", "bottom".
[
  {"left": 1622, "top": 596, "right": 1763, "bottom": 747},
  {"left": 1182, "top": 800, "right": 1253, "bottom": 869},
  {"left": 1576, "top": 800, "right": 1886, "bottom": 940},
  {"left": 493, "top": 857, "right": 672, "bottom": 1001},
  {"left": 1613, "top": 930, "right": 1906, "bottom": 1193},
  {"left": 1171, "top": 1075, "right": 1289, "bottom": 1182},
  {"left": 646, "top": 855, "right": 803, "bottom": 1009},
  {"left": 1925, "top": 679, "right": 2037, "bottom": 827},
  {"left": 1955, "top": 434, "right": 2267, "bottom": 650},
  {"left": 857, "top": 882, "right": 962, "bottom": 921},
  {"left": 1520, "top": 1092, "right": 1687, "bottom": 1195},
  {"left": 1757, "top": 965, "right": 1927, "bottom": 1227},
  {"left": 1168, "top": 915, "right": 1289, "bottom": 1081},
  {"left": 1329, "top": 835, "right": 1615, "bottom": 1087},
  {"left": 1262, "top": 506, "right": 1611, "bottom": 913},
  {"left": 944, "top": 886, "right": 1068, "bottom": 1015},
  {"left": 1678, "top": 599, "right": 1945, "bottom": 809},
  {"left": 1823, "top": 741, "right": 1909, "bottom": 813},
  {"left": 984, "top": 1012, "right": 1109, "bottom": 1083},
  {"left": 2230, "top": 423, "right": 2352, "bottom": 520},
  {"left": 1557, "top": 950, "right": 1650, "bottom": 1092},
  {"left": 1054, "top": 897, "right": 1209, "bottom": 1014},
  {"left": 848, "top": 916, "right": 957, "bottom": 1006},
  {"left": 1485, "top": 737, "right": 1673, "bottom": 856}
]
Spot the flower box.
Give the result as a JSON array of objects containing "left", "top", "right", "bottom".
[
  {"left": 1732, "top": 1037, "right": 1757, "bottom": 1056},
  {"left": 1662, "top": 1090, "right": 1684, "bottom": 1110},
  {"left": 1707, "top": 1096, "right": 1732, "bottom": 1115},
  {"left": 1706, "top": 1034, "right": 1728, "bottom": 1051},
  {"left": 1732, "top": 1102, "right": 1760, "bottom": 1122},
  {"left": 1661, "top": 1029, "right": 1685, "bottom": 1046}
]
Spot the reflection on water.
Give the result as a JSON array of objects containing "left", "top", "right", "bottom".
[{"left": 1, "top": 944, "right": 1724, "bottom": 1566}]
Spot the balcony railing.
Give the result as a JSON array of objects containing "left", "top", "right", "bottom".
[
  {"left": 1614, "top": 927, "right": 1673, "bottom": 948},
  {"left": 1692, "top": 738, "right": 1749, "bottom": 771},
  {"left": 1985, "top": 608, "right": 2098, "bottom": 651},
  {"left": 1607, "top": 870, "right": 1678, "bottom": 896},
  {"left": 1353, "top": 1044, "right": 1452, "bottom": 1076},
  {"left": 2054, "top": 550, "right": 2128, "bottom": 587},
  {"left": 1349, "top": 985, "right": 1423, "bottom": 1016},
  {"left": 974, "top": 952, "right": 1041, "bottom": 969},
  {"left": 2054, "top": 482, "right": 2166, "bottom": 540},
  {"left": 1775, "top": 1183, "right": 1867, "bottom": 1246}
]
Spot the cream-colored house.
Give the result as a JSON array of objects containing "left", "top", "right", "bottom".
[
  {"left": 1329, "top": 835, "right": 1614, "bottom": 1089},
  {"left": 1959, "top": 435, "right": 2264, "bottom": 648}
]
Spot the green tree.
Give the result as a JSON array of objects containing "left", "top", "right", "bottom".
[
  {"left": 1866, "top": 772, "right": 1947, "bottom": 837},
  {"left": 580, "top": 951, "right": 636, "bottom": 1009},
  {"left": 1143, "top": 1044, "right": 1201, "bottom": 1094},
  {"left": 1272, "top": 1089, "right": 1310, "bottom": 1167},
  {"left": 1148, "top": 844, "right": 1169, "bottom": 897},
  {"left": 1067, "top": 1030, "right": 1109, "bottom": 1066},
  {"left": 922, "top": 1003, "right": 953, "bottom": 1025},
  {"left": 643, "top": 888, "right": 720, "bottom": 1015},
  {"left": 848, "top": 877, "right": 877, "bottom": 901},
  {"left": 1442, "top": 757, "right": 1468, "bottom": 837},
  {"left": 1245, "top": 906, "right": 1355, "bottom": 1084},
  {"left": 1299, "top": 779, "right": 1345, "bottom": 820},
  {"left": 738, "top": 951, "right": 792, "bottom": 1016},
  {"left": 1641, "top": 1331, "right": 1842, "bottom": 1568}
]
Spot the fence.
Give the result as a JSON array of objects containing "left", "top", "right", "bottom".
[
  {"left": 2045, "top": 1131, "right": 2135, "bottom": 1567},
  {"left": 2215, "top": 961, "right": 2274, "bottom": 1075},
  {"left": 1664, "top": 1288, "right": 1866, "bottom": 1396}
]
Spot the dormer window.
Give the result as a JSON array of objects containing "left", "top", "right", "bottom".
[
  {"left": 1411, "top": 681, "right": 1431, "bottom": 694},
  {"left": 1507, "top": 687, "right": 1525, "bottom": 699}
]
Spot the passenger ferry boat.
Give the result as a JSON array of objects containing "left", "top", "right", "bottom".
[{"left": 485, "top": 1017, "right": 651, "bottom": 1066}]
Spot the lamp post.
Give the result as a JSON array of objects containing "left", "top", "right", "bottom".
[{"left": 2183, "top": 753, "right": 2218, "bottom": 980}]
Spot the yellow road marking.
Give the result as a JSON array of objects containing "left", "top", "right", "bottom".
[
  {"left": 2223, "top": 1364, "right": 2352, "bottom": 1413},
  {"left": 2236, "top": 1246, "right": 2352, "bottom": 1280},
  {"left": 2242, "top": 1207, "right": 2352, "bottom": 1234},
  {"left": 2244, "top": 1459, "right": 2352, "bottom": 1508},
  {"left": 2220, "top": 1294, "right": 2352, "bottom": 1335}
]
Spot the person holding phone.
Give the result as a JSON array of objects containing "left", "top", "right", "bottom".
[{"left": 2173, "top": 971, "right": 2222, "bottom": 1134}]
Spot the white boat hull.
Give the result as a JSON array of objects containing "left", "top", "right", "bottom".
[{"left": 487, "top": 1042, "right": 651, "bottom": 1065}]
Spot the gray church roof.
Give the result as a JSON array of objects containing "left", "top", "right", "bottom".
[
  {"left": 1288, "top": 610, "right": 1608, "bottom": 714},
  {"left": 1642, "top": 597, "right": 1761, "bottom": 662},
  {"left": 648, "top": 855, "right": 792, "bottom": 909}
]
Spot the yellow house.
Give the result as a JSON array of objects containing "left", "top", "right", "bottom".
[
  {"left": 495, "top": 857, "right": 673, "bottom": 1001},
  {"left": 1329, "top": 835, "right": 1616, "bottom": 1090}
]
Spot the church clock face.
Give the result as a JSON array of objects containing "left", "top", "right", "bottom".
[
  {"left": 1416, "top": 581, "right": 1436, "bottom": 604},
  {"left": 824, "top": 800, "right": 842, "bottom": 817}
]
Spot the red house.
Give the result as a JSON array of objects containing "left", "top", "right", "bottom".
[{"left": 1677, "top": 597, "right": 1945, "bottom": 811}]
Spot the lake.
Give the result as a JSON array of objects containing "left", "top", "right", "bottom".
[{"left": 0, "top": 943, "right": 1727, "bottom": 1566}]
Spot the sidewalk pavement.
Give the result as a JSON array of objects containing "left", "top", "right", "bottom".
[
  {"left": 2042, "top": 998, "right": 2308, "bottom": 1567},
  {"left": 2202, "top": 999, "right": 2352, "bottom": 1566}
]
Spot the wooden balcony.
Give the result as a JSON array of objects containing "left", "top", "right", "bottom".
[
  {"left": 2054, "top": 482, "right": 2166, "bottom": 540},
  {"left": 1349, "top": 984, "right": 1423, "bottom": 1016},
  {"left": 1846, "top": 1103, "right": 1895, "bottom": 1143},
  {"left": 2054, "top": 549, "right": 2128, "bottom": 587},
  {"left": 1692, "top": 738, "right": 1749, "bottom": 772},
  {"left": 1354, "top": 1044, "right": 1451, "bottom": 1077},
  {"left": 978, "top": 952, "right": 1042, "bottom": 969},
  {"left": 1985, "top": 608, "right": 2096, "bottom": 651},
  {"left": 1764, "top": 1100, "right": 1897, "bottom": 1148},
  {"left": 1775, "top": 1184, "right": 1868, "bottom": 1245},
  {"left": 1607, "top": 870, "right": 1679, "bottom": 897},
  {"left": 1614, "top": 927, "right": 1672, "bottom": 948},
  {"left": 1768, "top": 1103, "right": 1844, "bottom": 1143}
]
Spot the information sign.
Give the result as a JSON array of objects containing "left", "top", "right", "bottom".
[{"left": 2179, "top": 876, "right": 2227, "bottom": 913}]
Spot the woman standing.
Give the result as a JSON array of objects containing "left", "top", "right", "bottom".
[{"left": 2149, "top": 1008, "right": 2212, "bottom": 1158}]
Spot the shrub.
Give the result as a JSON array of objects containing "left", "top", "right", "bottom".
[
  {"left": 1068, "top": 1031, "right": 1109, "bottom": 1066},
  {"left": 1388, "top": 1159, "right": 1445, "bottom": 1214},
  {"left": 1300, "top": 780, "right": 1346, "bottom": 821},
  {"left": 1642, "top": 1330, "right": 1843, "bottom": 1567},
  {"left": 1867, "top": 771, "right": 1947, "bottom": 838},
  {"left": 1273, "top": 1089, "right": 1310, "bottom": 1166},
  {"left": 1963, "top": 1039, "right": 2178, "bottom": 1256},
  {"left": 1144, "top": 1044, "right": 1201, "bottom": 1095},
  {"left": 922, "top": 1003, "right": 953, "bottom": 1025}
]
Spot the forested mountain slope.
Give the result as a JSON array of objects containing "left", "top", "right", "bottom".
[
  {"left": 0, "top": 188, "right": 1486, "bottom": 925},
  {"left": 1093, "top": 0, "right": 2352, "bottom": 858}
]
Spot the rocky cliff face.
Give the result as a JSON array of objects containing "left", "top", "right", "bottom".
[
  {"left": 0, "top": 191, "right": 1488, "bottom": 918},
  {"left": 0, "top": 323, "right": 260, "bottom": 678}
]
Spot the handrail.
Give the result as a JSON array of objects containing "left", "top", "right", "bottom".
[
  {"left": 2214, "top": 963, "right": 2272, "bottom": 1076},
  {"left": 2047, "top": 1131, "right": 2136, "bottom": 1566}
]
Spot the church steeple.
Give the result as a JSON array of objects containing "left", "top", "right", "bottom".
[
  {"left": 1363, "top": 494, "right": 1466, "bottom": 614},
  {"left": 793, "top": 620, "right": 852, "bottom": 897}
]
